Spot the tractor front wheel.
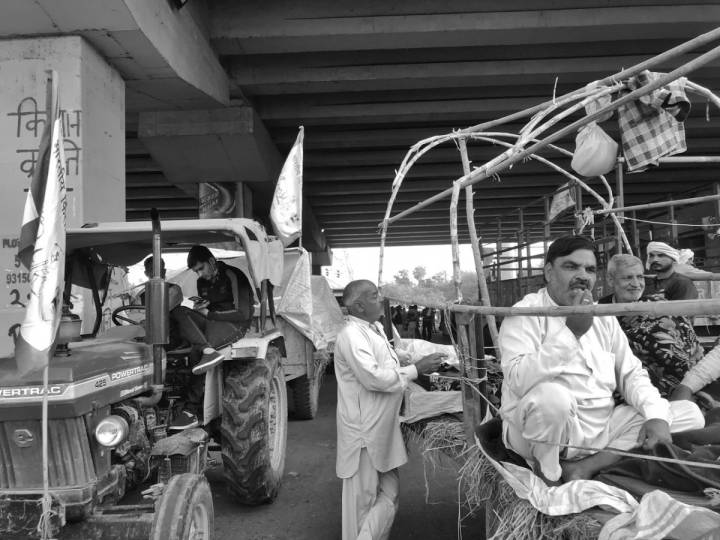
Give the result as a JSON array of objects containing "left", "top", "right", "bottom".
[{"left": 150, "top": 473, "right": 213, "bottom": 540}]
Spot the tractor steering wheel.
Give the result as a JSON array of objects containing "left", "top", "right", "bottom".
[{"left": 112, "top": 305, "right": 146, "bottom": 326}]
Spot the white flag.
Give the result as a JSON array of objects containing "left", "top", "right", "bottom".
[
  {"left": 270, "top": 126, "right": 303, "bottom": 246},
  {"left": 15, "top": 74, "right": 67, "bottom": 375}
]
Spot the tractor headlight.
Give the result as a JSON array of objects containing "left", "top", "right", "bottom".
[{"left": 94, "top": 415, "right": 129, "bottom": 448}]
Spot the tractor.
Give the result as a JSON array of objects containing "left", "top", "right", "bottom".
[{"left": 0, "top": 212, "right": 343, "bottom": 539}]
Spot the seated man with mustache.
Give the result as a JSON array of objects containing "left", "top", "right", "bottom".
[
  {"left": 598, "top": 254, "right": 703, "bottom": 398},
  {"left": 498, "top": 235, "right": 704, "bottom": 483}
]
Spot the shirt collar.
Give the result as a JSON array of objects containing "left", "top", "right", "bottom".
[
  {"left": 347, "top": 315, "right": 379, "bottom": 329},
  {"left": 540, "top": 287, "right": 559, "bottom": 307}
]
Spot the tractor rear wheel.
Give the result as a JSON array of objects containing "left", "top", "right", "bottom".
[
  {"left": 289, "top": 353, "right": 326, "bottom": 419},
  {"left": 220, "top": 345, "right": 287, "bottom": 504},
  {"left": 150, "top": 473, "right": 213, "bottom": 540}
]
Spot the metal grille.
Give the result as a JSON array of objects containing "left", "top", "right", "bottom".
[{"left": 0, "top": 417, "right": 95, "bottom": 489}]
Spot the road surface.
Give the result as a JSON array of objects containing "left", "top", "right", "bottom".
[{"left": 208, "top": 374, "right": 486, "bottom": 539}]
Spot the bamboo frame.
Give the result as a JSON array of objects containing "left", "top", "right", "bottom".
[
  {"left": 375, "top": 32, "right": 720, "bottom": 407},
  {"left": 377, "top": 31, "right": 720, "bottom": 314},
  {"left": 450, "top": 181, "right": 462, "bottom": 301},
  {"left": 382, "top": 43, "right": 720, "bottom": 227},
  {"left": 458, "top": 137, "right": 499, "bottom": 350}
]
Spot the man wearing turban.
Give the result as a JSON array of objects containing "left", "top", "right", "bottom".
[{"left": 644, "top": 241, "right": 698, "bottom": 301}]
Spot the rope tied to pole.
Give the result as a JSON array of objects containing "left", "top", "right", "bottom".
[{"left": 576, "top": 207, "right": 595, "bottom": 235}]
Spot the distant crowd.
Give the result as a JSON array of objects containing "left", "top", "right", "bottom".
[{"left": 389, "top": 304, "right": 444, "bottom": 340}]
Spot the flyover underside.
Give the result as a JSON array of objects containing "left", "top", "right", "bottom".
[{"left": 203, "top": 0, "right": 720, "bottom": 248}]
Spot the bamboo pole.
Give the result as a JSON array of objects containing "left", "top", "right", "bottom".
[
  {"left": 525, "top": 229, "right": 532, "bottom": 285},
  {"left": 669, "top": 198, "right": 679, "bottom": 245},
  {"left": 384, "top": 42, "right": 720, "bottom": 225},
  {"left": 631, "top": 210, "right": 640, "bottom": 254},
  {"left": 458, "top": 137, "right": 499, "bottom": 349},
  {"left": 684, "top": 272, "right": 720, "bottom": 281},
  {"left": 594, "top": 193, "right": 720, "bottom": 216},
  {"left": 450, "top": 181, "right": 462, "bottom": 301},
  {"left": 574, "top": 184, "right": 583, "bottom": 234},
  {"left": 615, "top": 161, "right": 624, "bottom": 255},
  {"left": 543, "top": 196, "right": 550, "bottom": 255},
  {"left": 382, "top": 296, "right": 720, "bottom": 318},
  {"left": 456, "top": 316, "right": 474, "bottom": 441},
  {"left": 622, "top": 156, "right": 720, "bottom": 164},
  {"left": 517, "top": 209, "right": 524, "bottom": 297},
  {"left": 496, "top": 220, "right": 502, "bottom": 306}
]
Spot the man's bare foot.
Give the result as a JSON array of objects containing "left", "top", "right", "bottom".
[
  {"left": 530, "top": 459, "right": 563, "bottom": 487},
  {"left": 561, "top": 460, "right": 592, "bottom": 482},
  {"left": 537, "top": 469, "right": 563, "bottom": 487}
]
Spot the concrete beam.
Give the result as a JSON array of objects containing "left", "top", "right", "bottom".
[
  {"left": 275, "top": 117, "right": 720, "bottom": 150},
  {"left": 258, "top": 96, "right": 542, "bottom": 126},
  {"left": 0, "top": 0, "right": 228, "bottom": 110},
  {"left": 230, "top": 54, "right": 705, "bottom": 96},
  {"left": 210, "top": 2, "right": 720, "bottom": 54},
  {"left": 138, "top": 107, "right": 280, "bottom": 184},
  {"left": 138, "top": 106, "right": 328, "bottom": 252},
  {"left": 121, "top": 0, "right": 228, "bottom": 106}
]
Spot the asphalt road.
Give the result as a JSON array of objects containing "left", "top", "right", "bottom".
[{"left": 208, "top": 374, "right": 486, "bottom": 540}]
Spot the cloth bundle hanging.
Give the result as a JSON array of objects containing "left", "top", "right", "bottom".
[
  {"left": 617, "top": 70, "right": 691, "bottom": 172},
  {"left": 571, "top": 121, "right": 619, "bottom": 177}
]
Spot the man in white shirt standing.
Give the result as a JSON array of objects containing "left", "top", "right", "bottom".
[
  {"left": 499, "top": 235, "right": 704, "bottom": 484},
  {"left": 335, "top": 280, "right": 444, "bottom": 540}
]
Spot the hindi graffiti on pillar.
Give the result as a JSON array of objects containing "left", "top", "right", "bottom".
[{"left": 7, "top": 97, "right": 46, "bottom": 138}]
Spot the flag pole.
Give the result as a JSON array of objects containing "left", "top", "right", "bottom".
[
  {"left": 38, "top": 69, "right": 57, "bottom": 540},
  {"left": 298, "top": 125, "right": 304, "bottom": 250}
]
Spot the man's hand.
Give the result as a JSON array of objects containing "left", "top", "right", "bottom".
[
  {"left": 669, "top": 384, "right": 694, "bottom": 402},
  {"left": 193, "top": 298, "right": 210, "bottom": 311},
  {"left": 414, "top": 352, "right": 445, "bottom": 376},
  {"left": 565, "top": 290, "right": 594, "bottom": 338},
  {"left": 637, "top": 418, "right": 672, "bottom": 451}
]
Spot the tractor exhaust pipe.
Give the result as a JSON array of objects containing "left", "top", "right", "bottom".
[{"left": 146, "top": 208, "right": 168, "bottom": 386}]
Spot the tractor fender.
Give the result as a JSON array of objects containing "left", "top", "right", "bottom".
[{"left": 228, "top": 330, "right": 284, "bottom": 361}]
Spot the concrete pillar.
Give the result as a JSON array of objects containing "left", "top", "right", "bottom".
[{"left": 0, "top": 36, "right": 125, "bottom": 356}]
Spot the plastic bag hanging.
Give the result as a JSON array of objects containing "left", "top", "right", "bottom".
[{"left": 571, "top": 121, "right": 618, "bottom": 177}]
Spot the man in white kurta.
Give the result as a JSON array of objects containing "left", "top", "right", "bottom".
[
  {"left": 335, "top": 280, "right": 443, "bottom": 540},
  {"left": 500, "top": 235, "right": 704, "bottom": 483}
]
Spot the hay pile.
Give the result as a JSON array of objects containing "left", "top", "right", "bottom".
[{"left": 407, "top": 416, "right": 604, "bottom": 540}]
